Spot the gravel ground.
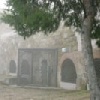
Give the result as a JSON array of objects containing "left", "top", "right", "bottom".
[{"left": 0, "top": 83, "right": 90, "bottom": 100}]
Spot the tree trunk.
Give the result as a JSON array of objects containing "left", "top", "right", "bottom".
[{"left": 81, "top": 0, "right": 100, "bottom": 100}]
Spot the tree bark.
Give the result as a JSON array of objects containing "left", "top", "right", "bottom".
[{"left": 81, "top": 0, "right": 100, "bottom": 100}]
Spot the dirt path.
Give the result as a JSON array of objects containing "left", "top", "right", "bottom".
[{"left": 0, "top": 84, "right": 90, "bottom": 100}]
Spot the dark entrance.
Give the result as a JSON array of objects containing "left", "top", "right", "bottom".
[
  {"left": 41, "top": 60, "right": 48, "bottom": 86},
  {"left": 21, "top": 60, "right": 30, "bottom": 75},
  {"left": 18, "top": 51, "right": 33, "bottom": 85},
  {"left": 18, "top": 48, "right": 58, "bottom": 87},
  {"left": 94, "top": 58, "right": 100, "bottom": 88},
  {"left": 61, "top": 59, "right": 77, "bottom": 83},
  {"left": 9, "top": 60, "right": 16, "bottom": 73}
]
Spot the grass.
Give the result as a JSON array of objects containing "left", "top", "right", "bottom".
[{"left": 0, "top": 82, "right": 90, "bottom": 100}]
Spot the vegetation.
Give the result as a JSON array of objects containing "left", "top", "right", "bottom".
[
  {"left": 1, "top": 0, "right": 100, "bottom": 46},
  {"left": 1, "top": 0, "right": 100, "bottom": 99}
]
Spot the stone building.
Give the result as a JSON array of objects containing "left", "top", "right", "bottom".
[{"left": 0, "top": 19, "right": 100, "bottom": 90}]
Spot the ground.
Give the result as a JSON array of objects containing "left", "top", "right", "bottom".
[{"left": 0, "top": 83, "right": 90, "bottom": 100}]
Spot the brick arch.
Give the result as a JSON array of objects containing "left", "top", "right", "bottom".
[
  {"left": 59, "top": 52, "right": 79, "bottom": 79},
  {"left": 58, "top": 52, "right": 81, "bottom": 90},
  {"left": 59, "top": 49, "right": 100, "bottom": 89},
  {"left": 61, "top": 58, "right": 77, "bottom": 83}
]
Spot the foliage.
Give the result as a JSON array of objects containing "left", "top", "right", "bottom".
[
  {"left": 91, "top": 20, "right": 100, "bottom": 47},
  {"left": 1, "top": 0, "right": 59, "bottom": 39},
  {"left": 1, "top": 0, "right": 100, "bottom": 46}
]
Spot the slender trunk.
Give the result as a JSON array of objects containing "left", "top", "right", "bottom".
[
  {"left": 81, "top": 21, "right": 100, "bottom": 100},
  {"left": 81, "top": 0, "right": 100, "bottom": 100}
]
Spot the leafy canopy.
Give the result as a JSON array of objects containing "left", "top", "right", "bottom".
[{"left": 1, "top": 0, "right": 100, "bottom": 46}]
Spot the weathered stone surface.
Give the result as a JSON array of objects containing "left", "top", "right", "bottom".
[
  {"left": 9, "top": 60, "right": 16, "bottom": 74},
  {"left": 0, "top": 18, "right": 100, "bottom": 90},
  {"left": 18, "top": 48, "right": 58, "bottom": 87},
  {"left": 0, "top": 21, "right": 78, "bottom": 75},
  {"left": 59, "top": 49, "right": 100, "bottom": 90}
]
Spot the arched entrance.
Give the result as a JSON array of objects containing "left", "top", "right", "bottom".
[
  {"left": 21, "top": 59, "right": 30, "bottom": 75},
  {"left": 9, "top": 60, "right": 16, "bottom": 74},
  {"left": 60, "top": 59, "right": 77, "bottom": 90},
  {"left": 19, "top": 59, "right": 32, "bottom": 85}
]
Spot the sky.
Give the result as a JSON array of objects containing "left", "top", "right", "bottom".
[{"left": 0, "top": 0, "right": 7, "bottom": 9}]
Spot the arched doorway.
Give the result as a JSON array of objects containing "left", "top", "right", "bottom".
[
  {"left": 9, "top": 60, "right": 16, "bottom": 74},
  {"left": 21, "top": 59, "right": 30, "bottom": 75},
  {"left": 19, "top": 59, "right": 32, "bottom": 85},
  {"left": 60, "top": 59, "right": 77, "bottom": 90}
]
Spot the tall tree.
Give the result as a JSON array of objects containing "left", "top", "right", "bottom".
[
  {"left": 81, "top": 1, "right": 100, "bottom": 100},
  {"left": 1, "top": 0, "right": 100, "bottom": 99}
]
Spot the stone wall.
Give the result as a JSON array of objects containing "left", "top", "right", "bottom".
[
  {"left": 0, "top": 22, "right": 78, "bottom": 75},
  {"left": 59, "top": 49, "right": 100, "bottom": 90},
  {"left": 0, "top": 21, "right": 100, "bottom": 89}
]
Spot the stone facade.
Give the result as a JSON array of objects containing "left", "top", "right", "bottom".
[
  {"left": 0, "top": 22, "right": 77, "bottom": 75},
  {"left": 59, "top": 49, "right": 100, "bottom": 90},
  {"left": 0, "top": 20, "right": 100, "bottom": 90}
]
